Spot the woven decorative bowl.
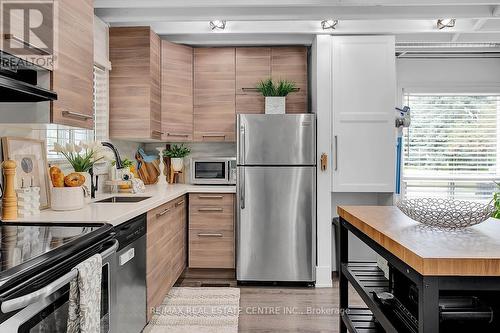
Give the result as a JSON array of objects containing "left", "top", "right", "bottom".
[{"left": 397, "top": 198, "right": 494, "bottom": 229}]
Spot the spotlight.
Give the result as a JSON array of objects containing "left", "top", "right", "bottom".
[
  {"left": 209, "top": 20, "right": 226, "bottom": 31},
  {"left": 437, "top": 18, "right": 456, "bottom": 30},
  {"left": 321, "top": 19, "right": 338, "bottom": 30}
]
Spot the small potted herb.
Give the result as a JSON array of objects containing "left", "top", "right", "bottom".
[
  {"left": 256, "top": 78, "right": 297, "bottom": 114},
  {"left": 163, "top": 144, "right": 191, "bottom": 171}
]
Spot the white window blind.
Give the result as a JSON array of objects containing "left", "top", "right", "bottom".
[
  {"left": 403, "top": 94, "right": 500, "bottom": 202},
  {"left": 93, "top": 66, "right": 109, "bottom": 141}
]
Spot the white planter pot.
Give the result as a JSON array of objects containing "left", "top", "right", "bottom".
[
  {"left": 51, "top": 187, "right": 84, "bottom": 211},
  {"left": 171, "top": 158, "right": 184, "bottom": 172},
  {"left": 265, "top": 96, "right": 286, "bottom": 114}
]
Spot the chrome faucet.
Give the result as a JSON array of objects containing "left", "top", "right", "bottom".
[{"left": 90, "top": 142, "right": 125, "bottom": 198}]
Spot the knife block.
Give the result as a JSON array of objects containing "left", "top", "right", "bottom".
[{"left": 2, "top": 160, "right": 18, "bottom": 220}]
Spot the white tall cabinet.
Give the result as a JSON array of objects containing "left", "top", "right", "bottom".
[{"left": 331, "top": 36, "right": 396, "bottom": 192}]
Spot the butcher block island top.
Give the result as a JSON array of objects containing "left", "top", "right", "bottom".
[{"left": 338, "top": 205, "right": 500, "bottom": 277}]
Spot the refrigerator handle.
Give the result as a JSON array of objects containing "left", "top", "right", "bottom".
[
  {"left": 239, "top": 124, "right": 246, "bottom": 165},
  {"left": 240, "top": 167, "right": 245, "bottom": 209}
]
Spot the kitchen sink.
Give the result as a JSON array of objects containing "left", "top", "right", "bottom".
[{"left": 95, "top": 196, "right": 151, "bottom": 203}]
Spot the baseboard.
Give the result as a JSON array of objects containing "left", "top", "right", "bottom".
[{"left": 315, "top": 265, "right": 333, "bottom": 288}]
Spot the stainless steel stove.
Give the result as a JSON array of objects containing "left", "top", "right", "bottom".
[{"left": 0, "top": 222, "right": 116, "bottom": 333}]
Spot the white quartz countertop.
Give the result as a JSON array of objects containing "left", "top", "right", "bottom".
[{"left": 15, "top": 184, "right": 236, "bottom": 226}]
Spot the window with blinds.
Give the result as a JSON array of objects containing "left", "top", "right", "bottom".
[
  {"left": 93, "top": 66, "right": 109, "bottom": 141},
  {"left": 402, "top": 94, "right": 500, "bottom": 202}
]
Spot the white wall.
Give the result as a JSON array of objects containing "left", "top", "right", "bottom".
[{"left": 311, "top": 35, "right": 333, "bottom": 287}]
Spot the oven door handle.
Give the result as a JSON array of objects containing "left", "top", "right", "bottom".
[{"left": 1, "top": 239, "right": 119, "bottom": 314}]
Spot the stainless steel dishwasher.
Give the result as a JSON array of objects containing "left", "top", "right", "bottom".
[{"left": 113, "top": 214, "right": 147, "bottom": 333}]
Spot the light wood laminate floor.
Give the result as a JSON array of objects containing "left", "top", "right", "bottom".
[
  {"left": 177, "top": 275, "right": 363, "bottom": 332},
  {"left": 238, "top": 280, "right": 363, "bottom": 333}
]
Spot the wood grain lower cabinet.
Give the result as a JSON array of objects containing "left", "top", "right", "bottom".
[
  {"left": 146, "top": 195, "right": 186, "bottom": 321},
  {"left": 51, "top": 0, "right": 94, "bottom": 129},
  {"left": 109, "top": 27, "right": 162, "bottom": 141},
  {"left": 161, "top": 40, "right": 193, "bottom": 142},
  {"left": 188, "top": 193, "right": 235, "bottom": 269},
  {"left": 193, "top": 48, "right": 236, "bottom": 142}
]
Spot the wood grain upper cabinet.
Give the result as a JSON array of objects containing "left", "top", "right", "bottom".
[
  {"left": 109, "top": 27, "right": 161, "bottom": 141},
  {"left": 332, "top": 36, "right": 396, "bottom": 192},
  {"left": 271, "top": 47, "right": 308, "bottom": 114},
  {"left": 236, "top": 47, "right": 271, "bottom": 114},
  {"left": 194, "top": 48, "right": 236, "bottom": 142},
  {"left": 161, "top": 41, "right": 193, "bottom": 142},
  {"left": 51, "top": 0, "right": 94, "bottom": 129}
]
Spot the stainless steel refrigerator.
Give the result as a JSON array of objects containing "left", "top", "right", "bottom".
[{"left": 236, "top": 114, "right": 316, "bottom": 282}]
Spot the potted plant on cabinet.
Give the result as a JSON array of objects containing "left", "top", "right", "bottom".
[
  {"left": 163, "top": 144, "right": 191, "bottom": 172},
  {"left": 256, "top": 78, "right": 297, "bottom": 114}
]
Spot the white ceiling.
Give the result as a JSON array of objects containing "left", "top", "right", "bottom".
[{"left": 94, "top": 0, "right": 500, "bottom": 47}]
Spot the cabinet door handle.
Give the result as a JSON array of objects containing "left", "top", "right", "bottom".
[
  {"left": 334, "top": 135, "right": 338, "bottom": 171},
  {"left": 197, "top": 233, "right": 223, "bottom": 238},
  {"left": 167, "top": 133, "right": 189, "bottom": 137},
  {"left": 175, "top": 200, "right": 185, "bottom": 207},
  {"left": 4, "top": 33, "right": 50, "bottom": 55},
  {"left": 152, "top": 130, "right": 164, "bottom": 135},
  {"left": 198, "top": 207, "right": 223, "bottom": 212},
  {"left": 240, "top": 168, "right": 245, "bottom": 209},
  {"left": 202, "top": 134, "right": 226, "bottom": 138},
  {"left": 62, "top": 111, "right": 93, "bottom": 120},
  {"left": 198, "top": 195, "right": 224, "bottom": 199},
  {"left": 156, "top": 208, "right": 171, "bottom": 217}
]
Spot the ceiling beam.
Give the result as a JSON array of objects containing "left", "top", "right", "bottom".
[
  {"left": 109, "top": 19, "right": 500, "bottom": 35},
  {"left": 94, "top": 0, "right": 500, "bottom": 8},
  {"left": 452, "top": 18, "right": 490, "bottom": 42},
  {"left": 96, "top": 5, "right": 499, "bottom": 23}
]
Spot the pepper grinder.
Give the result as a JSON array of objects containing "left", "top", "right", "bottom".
[{"left": 2, "top": 159, "right": 18, "bottom": 220}]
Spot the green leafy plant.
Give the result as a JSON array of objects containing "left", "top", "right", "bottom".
[
  {"left": 256, "top": 78, "right": 297, "bottom": 97},
  {"left": 112, "top": 158, "right": 134, "bottom": 168},
  {"left": 163, "top": 144, "right": 191, "bottom": 158},
  {"left": 492, "top": 182, "right": 500, "bottom": 219}
]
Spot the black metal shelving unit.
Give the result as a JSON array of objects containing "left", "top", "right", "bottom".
[{"left": 342, "top": 307, "right": 382, "bottom": 333}]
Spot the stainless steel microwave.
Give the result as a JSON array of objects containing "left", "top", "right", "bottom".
[{"left": 190, "top": 157, "right": 236, "bottom": 185}]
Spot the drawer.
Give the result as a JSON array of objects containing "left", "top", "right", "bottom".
[
  {"left": 189, "top": 229, "right": 234, "bottom": 269},
  {"left": 189, "top": 205, "right": 234, "bottom": 231},
  {"left": 189, "top": 193, "right": 234, "bottom": 206}
]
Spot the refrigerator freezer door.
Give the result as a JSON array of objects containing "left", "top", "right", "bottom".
[
  {"left": 237, "top": 114, "right": 316, "bottom": 166},
  {"left": 237, "top": 166, "right": 316, "bottom": 282}
]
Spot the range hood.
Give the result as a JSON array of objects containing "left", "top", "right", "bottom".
[{"left": 0, "top": 51, "right": 57, "bottom": 102}]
